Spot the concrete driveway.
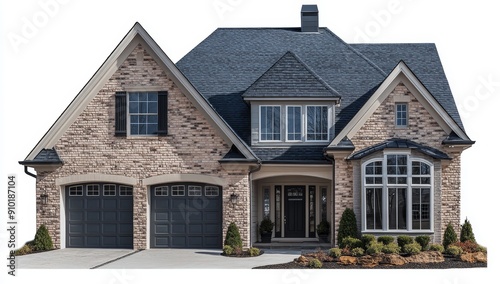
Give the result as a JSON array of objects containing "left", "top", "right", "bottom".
[{"left": 17, "top": 248, "right": 300, "bottom": 269}]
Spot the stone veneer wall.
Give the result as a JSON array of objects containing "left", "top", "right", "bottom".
[
  {"left": 34, "top": 44, "right": 250, "bottom": 249},
  {"left": 333, "top": 82, "right": 463, "bottom": 243}
]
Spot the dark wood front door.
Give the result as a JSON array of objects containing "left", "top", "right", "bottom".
[{"left": 284, "top": 186, "right": 306, "bottom": 237}]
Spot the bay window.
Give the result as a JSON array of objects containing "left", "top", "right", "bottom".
[{"left": 362, "top": 154, "right": 433, "bottom": 232}]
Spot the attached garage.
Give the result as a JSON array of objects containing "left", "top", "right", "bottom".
[
  {"left": 66, "top": 183, "right": 133, "bottom": 248},
  {"left": 150, "top": 183, "right": 222, "bottom": 248}
]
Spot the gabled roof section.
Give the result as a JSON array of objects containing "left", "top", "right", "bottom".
[
  {"left": 329, "top": 61, "right": 473, "bottom": 148},
  {"left": 22, "top": 22, "right": 257, "bottom": 162},
  {"left": 348, "top": 139, "right": 451, "bottom": 160},
  {"left": 242, "top": 51, "right": 340, "bottom": 99}
]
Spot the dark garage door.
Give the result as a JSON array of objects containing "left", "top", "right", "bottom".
[
  {"left": 66, "top": 183, "right": 133, "bottom": 248},
  {"left": 150, "top": 183, "right": 222, "bottom": 248}
]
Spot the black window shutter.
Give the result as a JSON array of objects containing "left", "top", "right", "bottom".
[
  {"left": 115, "top": 92, "right": 127, "bottom": 136},
  {"left": 157, "top": 91, "right": 168, "bottom": 136}
]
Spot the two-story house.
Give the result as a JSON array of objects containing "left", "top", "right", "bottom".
[{"left": 20, "top": 5, "right": 473, "bottom": 250}]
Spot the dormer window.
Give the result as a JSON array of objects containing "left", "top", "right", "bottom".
[{"left": 257, "top": 103, "right": 333, "bottom": 144}]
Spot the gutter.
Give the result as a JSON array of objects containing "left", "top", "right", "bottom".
[{"left": 24, "top": 166, "right": 37, "bottom": 179}]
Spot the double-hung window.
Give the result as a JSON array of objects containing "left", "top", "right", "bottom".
[
  {"left": 115, "top": 91, "right": 168, "bottom": 137},
  {"left": 362, "top": 154, "right": 433, "bottom": 232},
  {"left": 286, "top": 106, "right": 302, "bottom": 141},
  {"left": 260, "top": 106, "right": 281, "bottom": 141},
  {"left": 306, "top": 106, "right": 328, "bottom": 141}
]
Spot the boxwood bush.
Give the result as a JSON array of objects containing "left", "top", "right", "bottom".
[
  {"left": 397, "top": 235, "right": 414, "bottom": 248},
  {"left": 309, "top": 258, "right": 323, "bottom": 268},
  {"left": 415, "top": 235, "right": 431, "bottom": 251},
  {"left": 445, "top": 245, "right": 463, "bottom": 256},
  {"left": 329, "top": 248, "right": 342, "bottom": 258},
  {"left": 377, "top": 236, "right": 395, "bottom": 245},
  {"left": 429, "top": 244, "right": 444, "bottom": 253},
  {"left": 223, "top": 245, "right": 234, "bottom": 255},
  {"left": 366, "top": 241, "right": 384, "bottom": 255},
  {"left": 351, "top": 247, "right": 365, "bottom": 257},
  {"left": 382, "top": 242, "right": 401, "bottom": 254},
  {"left": 340, "top": 236, "right": 363, "bottom": 249},
  {"left": 361, "top": 234, "right": 376, "bottom": 249},
  {"left": 248, "top": 247, "right": 260, "bottom": 256},
  {"left": 402, "top": 242, "right": 422, "bottom": 255}
]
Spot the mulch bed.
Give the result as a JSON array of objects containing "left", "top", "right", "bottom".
[{"left": 254, "top": 256, "right": 487, "bottom": 269}]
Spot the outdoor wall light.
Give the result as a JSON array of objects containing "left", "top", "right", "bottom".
[
  {"left": 40, "top": 193, "right": 49, "bottom": 205},
  {"left": 230, "top": 193, "right": 238, "bottom": 204}
]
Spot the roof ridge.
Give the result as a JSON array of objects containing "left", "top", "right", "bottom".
[{"left": 323, "top": 28, "right": 387, "bottom": 77}]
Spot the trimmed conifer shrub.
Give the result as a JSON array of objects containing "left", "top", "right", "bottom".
[
  {"left": 377, "top": 236, "right": 395, "bottom": 245},
  {"left": 415, "top": 235, "right": 431, "bottom": 250},
  {"left": 443, "top": 222, "right": 458, "bottom": 249},
  {"left": 33, "top": 225, "right": 53, "bottom": 251},
  {"left": 337, "top": 208, "right": 358, "bottom": 245},
  {"left": 460, "top": 218, "right": 476, "bottom": 243},
  {"left": 396, "top": 235, "right": 414, "bottom": 249},
  {"left": 224, "top": 222, "right": 242, "bottom": 249}
]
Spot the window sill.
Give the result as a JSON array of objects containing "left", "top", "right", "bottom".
[{"left": 362, "top": 230, "right": 434, "bottom": 234}]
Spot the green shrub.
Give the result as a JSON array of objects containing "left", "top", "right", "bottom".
[
  {"left": 445, "top": 245, "right": 463, "bottom": 256},
  {"left": 429, "top": 244, "right": 444, "bottom": 253},
  {"left": 308, "top": 258, "right": 323, "bottom": 268},
  {"left": 248, "top": 247, "right": 260, "bottom": 257},
  {"left": 366, "top": 241, "right": 384, "bottom": 255},
  {"left": 316, "top": 220, "right": 330, "bottom": 235},
  {"left": 382, "top": 242, "right": 401, "bottom": 254},
  {"left": 415, "top": 235, "right": 431, "bottom": 250},
  {"left": 361, "top": 234, "right": 376, "bottom": 249},
  {"left": 340, "top": 236, "right": 363, "bottom": 249},
  {"left": 478, "top": 245, "right": 487, "bottom": 253},
  {"left": 337, "top": 208, "right": 358, "bottom": 245},
  {"left": 351, "top": 247, "right": 365, "bottom": 257},
  {"left": 402, "top": 243, "right": 422, "bottom": 255},
  {"left": 223, "top": 245, "right": 234, "bottom": 255},
  {"left": 460, "top": 218, "right": 476, "bottom": 243},
  {"left": 259, "top": 217, "right": 274, "bottom": 233},
  {"left": 33, "top": 225, "right": 53, "bottom": 251},
  {"left": 397, "top": 235, "right": 414, "bottom": 248},
  {"left": 329, "top": 248, "right": 342, "bottom": 258},
  {"left": 452, "top": 240, "right": 482, "bottom": 253},
  {"left": 224, "top": 222, "right": 242, "bottom": 249},
  {"left": 14, "top": 244, "right": 33, "bottom": 256},
  {"left": 443, "top": 222, "right": 458, "bottom": 249},
  {"left": 377, "top": 236, "right": 395, "bottom": 245}
]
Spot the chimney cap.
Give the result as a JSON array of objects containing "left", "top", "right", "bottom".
[{"left": 301, "top": 4, "right": 318, "bottom": 13}]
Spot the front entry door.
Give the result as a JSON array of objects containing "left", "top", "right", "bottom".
[{"left": 284, "top": 186, "right": 306, "bottom": 237}]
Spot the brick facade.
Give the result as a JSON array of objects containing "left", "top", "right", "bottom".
[
  {"left": 333, "top": 82, "right": 463, "bottom": 244},
  {"left": 34, "top": 44, "right": 251, "bottom": 249}
]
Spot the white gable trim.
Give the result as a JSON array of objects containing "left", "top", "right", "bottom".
[
  {"left": 26, "top": 23, "right": 256, "bottom": 161},
  {"left": 329, "top": 61, "right": 469, "bottom": 147}
]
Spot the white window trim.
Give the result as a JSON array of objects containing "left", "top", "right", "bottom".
[
  {"left": 259, "top": 105, "right": 282, "bottom": 142},
  {"left": 305, "top": 105, "right": 330, "bottom": 142},
  {"left": 285, "top": 105, "right": 303, "bottom": 142},
  {"left": 127, "top": 91, "right": 159, "bottom": 137},
  {"left": 395, "top": 102, "right": 409, "bottom": 128},
  {"left": 361, "top": 154, "right": 434, "bottom": 234}
]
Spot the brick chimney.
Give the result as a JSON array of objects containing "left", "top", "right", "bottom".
[{"left": 301, "top": 4, "right": 319, "bottom": 32}]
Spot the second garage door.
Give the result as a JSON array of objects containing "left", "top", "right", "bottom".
[{"left": 150, "top": 183, "right": 222, "bottom": 248}]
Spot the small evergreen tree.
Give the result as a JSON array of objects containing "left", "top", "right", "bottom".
[
  {"left": 33, "top": 225, "right": 53, "bottom": 251},
  {"left": 460, "top": 218, "right": 476, "bottom": 243},
  {"left": 337, "top": 208, "right": 358, "bottom": 246},
  {"left": 443, "top": 222, "right": 458, "bottom": 249},
  {"left": 224, "top": 222, "right": 242, "bottom": 249}
]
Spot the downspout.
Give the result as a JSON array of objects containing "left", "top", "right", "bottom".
[
  {"left": 24, "top": 166, "right": 37, "bottom": 178},
  {"left": 248, "top": 160, "right": 262, "bottom": 247},
  {"left": 324, "top": 154, "right": 335, "bottom": 247}
]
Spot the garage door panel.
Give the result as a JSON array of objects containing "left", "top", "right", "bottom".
[
  {"left": 103, "top": 199, "right": 117, "bottom": 210},
  {"left": 102, "top": 223, "right": 118, "bottom": 234},
  {"left": 119, "top": 223, "right": 133, "bottom": 234},
  {"left": 69, "top": 211, "right": 84, "bottom": 221},
  {"left": 150, "top": 184, "right": 222, "bottom": 248},
  {"left": 86, "top": 199, "right": 100, "bottom": 209},
  {"left": 119, "top": 199, "right": 133, "bottom": 209},
  {"left": 86, "top": 236, "right": 100, "bottom": 247},
  {"left": 119, "top": 211, "right": 133, "bottom": 221},
  {"left": 86, "top": 223, "right": 100, "bottom": 234},
  {"left": 68, "top": 236, "right": 84, "bottom": 247},
  {"left": 68, "top": 199, "right": 84, "bottom": 210},
  {"left": 155, "top": 212, "right": 169, "bottom": 221},
  {"left": 86, "top": 211, "right": 100, "bottom": 221},
  {"left": 103, "top": 236, "right": 118, "bottom": 247},
  {"left": 103, "top": 211, "right": 117, "bottom": 221},
  {"left": 69, "top": 224, "right": 84, "bottom": 234},
  {"left": 119, "top": 236, "right": 133, "bottom": 247}
]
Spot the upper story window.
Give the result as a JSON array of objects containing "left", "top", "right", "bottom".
[
  {"left": 260, "top": 106, "right": 281, "bottom": 141},
  {"left": 258, "top": 103, "right": 332, "bottom": 143},
  {"left": 395, "top": 103, "right": 408, "bottom": 127},
  {"left": 115, "top": 91, "right": 168, "bottom": 137},
  {"left": 129, "top": 92, "right": 158, "bottom": 135}
]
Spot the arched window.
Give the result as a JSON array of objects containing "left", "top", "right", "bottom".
[{"left": 362, "top": 154, "right": 433, "bottom": 232}]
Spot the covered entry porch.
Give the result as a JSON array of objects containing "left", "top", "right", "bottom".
[{"left": 250, "top": 165, "right": 333, "bottom": 246}]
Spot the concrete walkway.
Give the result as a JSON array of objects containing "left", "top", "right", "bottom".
[{"left": 16, "top": 248, "right": 301, "bottom": 269}]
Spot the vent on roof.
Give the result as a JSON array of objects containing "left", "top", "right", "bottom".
[{"left": 301, "top": 4, "right": 319, "bottom": 32}]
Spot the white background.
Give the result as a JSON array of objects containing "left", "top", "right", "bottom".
[{"left": 0, "top": 0, "right": 497, "bottom": 283}]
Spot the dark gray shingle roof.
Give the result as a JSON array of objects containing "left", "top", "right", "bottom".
[
  {"left": 19, "top": 148, "right": 63, "bottom": 165},
  {"left": 348, "top": 139, "right": 451, "bottom": 160},
  {"left": 252, "top": 146, "right": 328, "bottom": 164}
]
